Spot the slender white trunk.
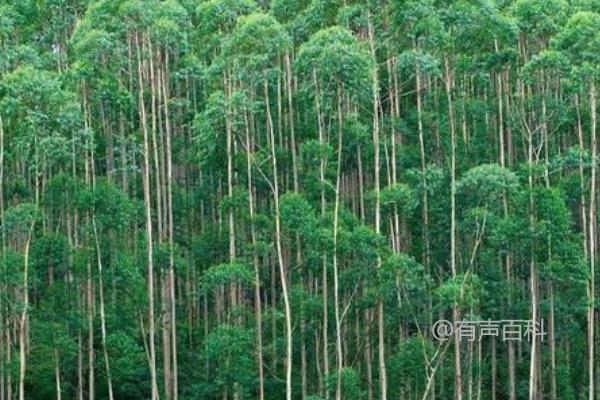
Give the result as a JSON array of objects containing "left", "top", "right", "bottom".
[
  {"left": 92, "top": 219, "right": 114, "bottom": 400},
  {"left": 445, "top": 58, "right": 462, "bottom": 400},
  {"left": 588, "top": 81, "right": 596, "bottom": 400},
  {"left": 265, "top": 79, "right": 292, "bottom": 400},
  {"left": 18, "top": 219, "right": 35, "bottom": 400},
  {"left": 136, "top": 32, "right": 160, "bottom": 400}
]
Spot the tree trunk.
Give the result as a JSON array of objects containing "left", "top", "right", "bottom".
[
  {"left": 445, "top": 57, "right": 462, "bottom": 400},
  {"left": 244, "top": 109, "right": 264, "bottom": 400},
  {"left": 18, "top": 219, "right": 35, "bottom": 400},
  {"left": 92, "top": 218, "right": 114, "bottom": 400},
  {"left": 54, "top": 347, "right": 62, "bottom": 400},
  {"left": 265, "top": 79, "right": 292, "bottom": 400},
  {"left": 137, "top": 32, "right": 160, "bottom": 400},
  {"left": 333, "top": 84, "right": 344, "bottom": 400},
  {"left": 368, "top": 14, "right": 387, "bottom": 400},
  {"left": 162, "top": 58, "right": 178, "bottom": 400},
  {"left": 588, "top": 80, "right": 597, "bottom": 400}
]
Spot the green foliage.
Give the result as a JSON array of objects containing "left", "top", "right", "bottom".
[
  {"left": 522, "top": 50, "right": 570, "bottom": 84},
  {"left": 223, "top": 12, "right": 291, "bottom": 80},
  {"left": 196, "top": 0, "right": 257, "bottom": 57},
  {"left": 280, "top": 192, "right": 317, "bottom": 234},
  {"left": 380, "top": 183, "right": 417, "bottom": 214},
  {"left": 296, "top": 26, "right": 372, "bottom": 104},
  {"left": 201, "top": 261, "right": 253, "bottom": 293},
  {"left": 107, "top": 332, "right": 149, "bottom": 398},
  {"left": 389, "top": 337, "right": 435, "bottom": 395},
  {"left": 0, "top": 66, "right": 80, "bottom": 169},
  {"left": 193, "top": 91, "right": 227, "bottom": 168},
  {"left": 447, "top": 0, "right": 517, "bottom": 53},
  {"left": 552, "top": 11, "right": 600, "bottom": 77},
  {"left": 397, "top": 50, "right": 441, "bottom": 77},
  {"left": 436, "top": 273, "right": 483, "bottom": 309},
  {"left": 0, "top": 249, "right": 24, "bottom": 287},
  {"left": 378, "top": 253, "right": 428, "bottom": 301},
  {"left": 346, "top": 224, "right": 383, "bottom": 264},
  {"left": 389, "top": 0, "right": 445, "bottom": 46},
  {"left": 325, "top": 367, "right": 363, "bottom": 400},
  {"left": 27, "top": 321, "right": 77, "bottom": 399},
  {"left": 149, "top": 0, "right": 189, "bottom": 47},
  {"left": 0, "top": 5, "right": 17, "bottom": 39},
  {"left": 202, "top": 325, "right": 256, "bottom": 398},
  {"left": 75, "top": 179, "right": 135, "bottom": 231},
  {"left": 31, "top": 233, "right": 68, "bottom": 278},
  {"left": 4, "top": 203, "right": 38, "bottom": 235},
  {"left": 456, "top": 163, "right": 518, "bottom": 206},
  {"left": 513, "top": 0, "right": 568, "bottom": 38}
]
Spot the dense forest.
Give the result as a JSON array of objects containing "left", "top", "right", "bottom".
[{"left": 0, "top": 0, "right": 599, "bottom": 399}]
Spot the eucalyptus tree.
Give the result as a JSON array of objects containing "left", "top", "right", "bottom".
[
  {"left": 512, "top": 3, "right": 569, "bottom": 394},
  {"left": 148, "top": 5, "right": 190, "bottom": 399},
  {"left": 3, "top": 204, "right": 37, "bottom": 400},
  {"left": 553, "top": 12, "right": 600, "bottom": 400},
  {"left": 71, "top": 9, "right": 125, "bottom": 400},
  {"left": 194, "top": 0, "right": 257, "bottom": 344},
  {"left": 296, "top": 25, "right": 371, "bottom": 400},
  {"left": 0, "top": 63, "right": 81, "bottom": 399},
  {"left": 223, "top": 12, "right": 294, "bottom": 400},
  {"left": 197, "top": 0, "right": 251, "bottom": 331},
  {"left": 117, "top": 2, "right": 162, "bottom": 398}
]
